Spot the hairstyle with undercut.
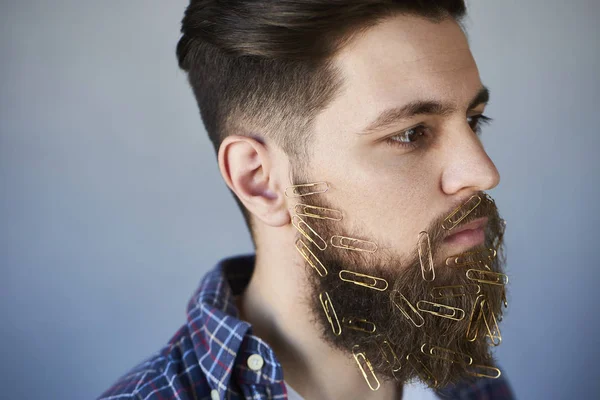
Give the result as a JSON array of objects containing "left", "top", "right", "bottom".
[{"left": 176, "top": 0, "right": 467, "bottom": 245}]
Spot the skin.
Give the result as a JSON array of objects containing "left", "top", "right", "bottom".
[{"left": 218, "top": 14, "right": 500, "bottom": 400}]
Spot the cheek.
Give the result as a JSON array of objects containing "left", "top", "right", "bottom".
[{"left": 318, "top": 152, "right": 440, "bottom": 255}]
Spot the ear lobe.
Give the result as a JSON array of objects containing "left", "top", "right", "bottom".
[{"left": 218, "top": 135, "right": 290, "bottom": 227}]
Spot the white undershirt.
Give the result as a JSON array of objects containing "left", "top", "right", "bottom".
[
  {"left": 401, "top": 380, "right": 438, "bottom": 399},
  {"left": 284, "top": 380, "right": 304, "bottom": 400},
  {"left": 284, "top": 379, "right": 436, "bottom": 399}
]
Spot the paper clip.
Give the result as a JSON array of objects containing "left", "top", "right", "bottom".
[
  {"left": 420, "top": 343, "right": 473, "bottom": 366},
  {"left": 416, "top": 301, "right": 465, "bottom": 321},
  {"left": 338, "top": 270, "right": 388, "bottom": 291},
  {"left": 418, "top": 231, "right": 435, "bottom": 281},
  {"left": 482, "top": 299, "right": 502, "bottom": 346},
  {"left": 466, "top": 295, "right": 485, "bottom": 342},
  {"left": 378, "top": 338, "right": 402, "bottom": 372},
  {"left": 466, "top": 269, "right": 509, "bottom": 286},
  {"left": 465, "top": 364, "right": 502, "bottom": 379},
  {"left": 442, "top": 195, "right": 482, "bottom": 231},
  {"left": 284, "top": 182, "right": 329, "bottom": 198},
  {"left": 352, "top": 345, "right": 381, "bottom": 391},
  {"left": 330, "top": 235, "right": 378, "bottom": 253},
  {"left": 502, "top": 287, "right": 508, "bottom": 308},
  {"left": 292, "top": 215, "right": 328, "bottom": 250},
  {"left": 295, "top": 239, "right": 328, "bottom": 277},
  {"left": 483, "top": 192, "right": 496, "bottom": 205},
  {"left": 430, "top": 284, "right": 481, "bottom": 299},
  {"left": 343, "top": 317, "right": 377, "bottom": 334},
  {"left": 406, "top": 353, "right": 438, "bottom": 388},
  {"left": 293, "top": 204, "right": 343, "bottom": 221},
  {"left": 391, "top": 291, "right": 425, "bottom": 328},
  {"left": 319, "top": 292, "right": 342, "bottom": 336},
  {"left": 445, "top": 248, "right": 497, "bottom": 268},
  {"left": 492, "top": 219, "right": 506, "bottom": 250}
]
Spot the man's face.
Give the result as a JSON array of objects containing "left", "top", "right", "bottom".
[
  {"left": 308, "top": 14, "right": 500, "bottom": 263},
  {"left": 287, "top": 14, "right": 506, "bottom": 388}
]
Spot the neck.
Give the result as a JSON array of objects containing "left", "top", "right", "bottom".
[{"left": 236, "top": 227, "right": 401, "bottom": 400}]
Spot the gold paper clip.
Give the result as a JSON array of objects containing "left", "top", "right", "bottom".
[
  {"left": 338, "top": 270, "right": 388, "bottom": 291},
  {"left": 416, "top": 301, "right": 465, "bottom": 321},
  {"left": 391, "top": 291, "right": 425, "bottom": 328},
  {"left": 378, "top": 338, "right": 402, "bottom": 372},
  {"left": 482, "top": 299, "right": 502, "bottom": 346},
  {"left": 295, "top": 239, "right": 328, "bottom": 277},
  {"left": 284, "top": 182, "right": 329, "bottom": 198},
  {"left": 319, "top": 292, "right": 342, "bottom": 336},
  {"left": 445, "top": 248, "right": 497, "bottom": 268},
  {"left": 465, "top": 364, "right": 502, "bottom": 379},
  {"left": 483, "top": 192, "right": 496, "bottom": 205},
  {"left": 292, "top": 215, "right": 328, "bottom": 250},
  {"left": 293, "top": 204, "right": 343, "bottom": 221},
  {"left": 343, "top": 317, "right": 377, "bottom": 334},
  {"left": 466, "top": 269, "right": 509, "bottom": 286},
  {"left": 406, "top": 353, "right": 438, "bottom": 388},
  {"left": 466, "top": 295, "right": 485, "bottom": 342},
  {"left": 492, "top": 218, "right": 506, "bottom": 250},
  {"left": 330, "top": 235, "right": 378, "bottom": 253},
  {"left": 352, "top": 345, "right": 381, "bottom": 391},
  {"left": 418, "top": 231, "right": 435, "bottom": 281},
  {"left": 442, "top": 195, "right": 482, "bottom": 231},
  {"left": 430, "top": 284, "right": 481, "bottom": 299},
  {"left": 420, "top": 343, "right": 473, "bottom": 366}
]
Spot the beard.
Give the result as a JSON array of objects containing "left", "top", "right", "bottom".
[{"left": 289, "top": 171, "right": 508, "bottom": 390}]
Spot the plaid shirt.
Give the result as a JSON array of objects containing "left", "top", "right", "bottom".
[{"left": 98, "top": 254, "right": 515, "bottom": 400}]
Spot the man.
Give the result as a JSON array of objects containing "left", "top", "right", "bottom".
[{"left": 99, "top": 1, "right": 514, "bottom": 399}]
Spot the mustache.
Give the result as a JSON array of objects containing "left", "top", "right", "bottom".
[{"left": 422, "top": 192, "right": 502, "bottom": 254}]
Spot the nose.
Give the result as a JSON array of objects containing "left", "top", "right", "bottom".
[{"left": 440, "top": 124, "right": 501, "bottom": 195}]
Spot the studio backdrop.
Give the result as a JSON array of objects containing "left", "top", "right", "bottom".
[{"left": 1, "top": 1, "right": 598, "bottom": 399}]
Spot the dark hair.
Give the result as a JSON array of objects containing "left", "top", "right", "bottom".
[{"left": 176, "top": 0, "right": 467, "bottom": 245}]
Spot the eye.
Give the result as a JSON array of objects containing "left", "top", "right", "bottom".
[
  {"left": 385, "top": 125, "right": 428, "bottom": 150},
  {"left": 467, "top": 114, "right": 493, "bottom": 136}
]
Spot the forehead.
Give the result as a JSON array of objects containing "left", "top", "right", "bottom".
[{"left": 318, "top": 14, "right": 481, "bottom": 136}]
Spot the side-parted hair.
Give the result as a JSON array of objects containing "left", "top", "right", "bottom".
[{"left": 176, "top": 1, "right": 467, "bottom": 243}]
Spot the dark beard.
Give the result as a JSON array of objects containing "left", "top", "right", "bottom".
[{"left": 289, "top": 177, "right": 507, "bottom": 390}]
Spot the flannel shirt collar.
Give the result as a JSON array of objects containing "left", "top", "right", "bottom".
[{"left": 185, "top": 253, "right": 284, "bottom": 398}]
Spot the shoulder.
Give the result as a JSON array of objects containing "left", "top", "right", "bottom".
[
  {"left": 96, "top": 355, "right": 158, "bottom": 400},
  {"left": 96, "top": 325, "right": 211, "bottom": 400}
]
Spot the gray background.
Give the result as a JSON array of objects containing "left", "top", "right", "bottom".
[{"left": 1, "top": 0, "right": 598, "bottom": 399}]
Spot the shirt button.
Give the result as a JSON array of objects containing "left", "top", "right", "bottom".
[
  {"left": 247, "top": 354, "right": 264, "bottom": 371},
  {"left": 210, "top": 389, "right": 219, "bottom": 400}
]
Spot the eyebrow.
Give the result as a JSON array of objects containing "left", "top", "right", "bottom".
[{"left": 356, "top": 86, "right": 490, "bottom": 135}]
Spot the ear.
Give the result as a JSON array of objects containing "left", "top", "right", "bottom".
[{"left": 218, "top": 135, "right": 290, "bottom": 227}]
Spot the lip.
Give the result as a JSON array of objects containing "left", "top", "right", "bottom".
[{"left": 443, "top": 217, "right": 488, "bottom": 247}]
